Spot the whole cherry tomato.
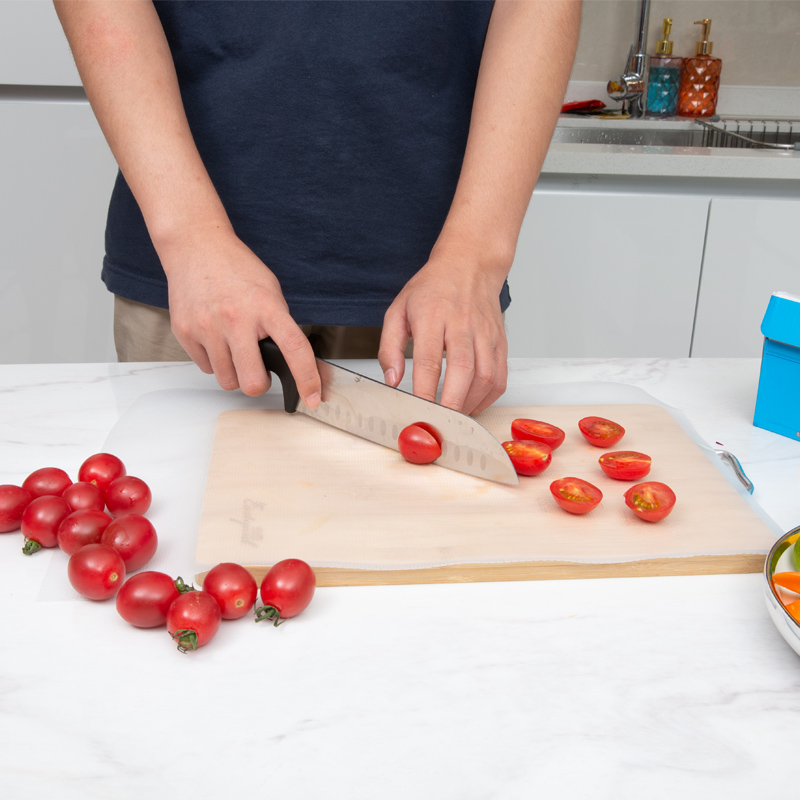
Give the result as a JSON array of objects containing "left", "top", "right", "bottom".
[
  {"left": 57, "top": 509, "right": 112, "bottom": 555},
  {"left": 104, "top": 476, "right": 152, "bottom": 518},
  {"left": 0, "top": 484, "right": 32, "bottom": 533},
  {"left": 166, "top": 591, "right": 222, "bottom": 652},
  {"left": 397, "top": 422, "right": 442, "bottom": 465},
  {"left": 202, "top": 562, "right": 258, "bottom": 620},
  {"left": 62, "top": 481, "right": 106, "bottom": 512},
  {"left": 100, "top": 513, "right": 158, "bottom": 571},
  {"left": 68, "top": 543, "right": 126, "bottom": 600},
  {"left": 624, "top": 481, "right": 676, "bottom": 522},
  {"left": 22, "top": 467, "right": 72, "bottom": 499},
  {"left": 550, "top": 477, "right": 603, "bottom": 515},
  {"left": 511, "top": 419, "right": 566, "bottom": 450},
  {"left": 598, "top": 451, "right": 652, "bottom": 481},
  {"left": 256, "top": 559, "right": 316, "bottom": 626},
  {"left": 21, "top": 495, "right": 71, "bottom": 554},
  {"left": 116, "top": 571, "right": 192, "bottom": 628},
  {"left": 578, "top": 416, "right": 626, "bottom": 448},
  {"left": 78, "top": 453, "right": 126, "bottom": 493},
  {"left": 502, "top": 440, "right": 552, "bottom": 476}
]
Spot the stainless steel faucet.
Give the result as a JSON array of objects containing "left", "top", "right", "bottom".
[{"left": 607, "top": 0, "right": 652, "bottom": 117}]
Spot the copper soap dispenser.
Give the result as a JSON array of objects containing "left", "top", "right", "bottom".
[{"left": 678, "top": 19, "right": 722, "bottom": 117}]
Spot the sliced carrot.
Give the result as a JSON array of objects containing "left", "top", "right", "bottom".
[{"left": 773, "top": 572, "right": 800, "bottom": 594}]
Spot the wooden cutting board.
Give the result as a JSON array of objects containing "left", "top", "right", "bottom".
[{"left": 195, "top": 404, "right": 777, "bottom": 586}]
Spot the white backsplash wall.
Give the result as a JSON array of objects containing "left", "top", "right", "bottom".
[{"left": 572, "top": 0, "right": 800, "bottom": 115}]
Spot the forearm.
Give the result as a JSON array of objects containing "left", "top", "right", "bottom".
[
  {"left": 434, "top": 0, "right": 582, "bottom": 281},
  {"left": 53, "top": 0, "right": 232, "bottom": 263}
]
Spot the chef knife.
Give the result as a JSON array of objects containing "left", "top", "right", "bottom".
[{"left": 259, "top": 338, "right": 519, "bottom": 485}]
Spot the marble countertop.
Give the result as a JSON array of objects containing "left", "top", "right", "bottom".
[{"left": 1, "top": 358, "right": 799, "bottom": 798}]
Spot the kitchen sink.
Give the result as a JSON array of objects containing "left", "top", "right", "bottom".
[{"left": 553, "top": 117, "right": 800, "bottom": 150}]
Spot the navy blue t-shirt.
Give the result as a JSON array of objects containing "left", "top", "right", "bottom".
[{"left": 102, "top": 0, "right": 511, "bottom": 325}]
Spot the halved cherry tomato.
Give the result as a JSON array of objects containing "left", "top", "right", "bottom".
[
  {"left": 398, "top": 423, "right": 442, "bottom": 465},
  {"left": 202, "top": 562, "right": 258, "bottom": 620},
  {"left": 550, "top": 477, "right": 603, "bottom": 515},
  {"left": 116, "top": 571, "right": 192, "bottom": 628},
  {"left": 104, "top": 476, "right": 152, "bottom": 518},
  {"left": 21, "top": 495, "right": 71, "bottom": 554},
  {"left": 0, "top": 485, "right": 32, "bottom": 533},
  {"left": 256, "top": 559, "right": 316, "bottom": 626},
  {"left": 68, "top": 543, "right": 126, "bottom": 600},
  {"left": 578, "top": 416, "right": 625, "bottom": 448},
  {"left": 598, "top": 451, "right": 651, "bottom": 481},
  {"left": 502, "top": 440, "right": 552, "bottom": 476},
  {"left": 773, "top": 572, "right": 800, "bottom": 595},
  {"left": 78, "top": 453, "right": 126, "bottom": 493},
  {"left": 57, "top": 509, "right": 112, "bottom": 555},
  {"left": 167, "top": 591, "right": 222, "bottom": 652},
  {"left": 511, "top": 419, "right": 566, "bottom": 450},
  {"left": 624, "top": 481, "right": 676, "bottom": 522},
  {"left": 62, "top": 481, "right": 106, "bottom": 512},
  {"left": 22, "top": 467, "right": 72, "bottom": 499}
]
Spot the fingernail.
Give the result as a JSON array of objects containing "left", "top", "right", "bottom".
[
  {"left": 384, "top": 369, "right": 397, "bottom": 386},
  {"left": 304, "top": 392, "right": 321, "bottom": 409}
]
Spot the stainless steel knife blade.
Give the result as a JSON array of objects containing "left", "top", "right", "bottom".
[{"left": 259, "top": 339, "right": 518, "bottom": 485}]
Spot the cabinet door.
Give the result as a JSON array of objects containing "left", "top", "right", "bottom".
[
  {"left": 0, "top": 1, "right": 80, "bottom": 86},
  {"left": 505, "top": 187, "right": 708, "bottom": 357},
  {"left": 0, "top": 101, "right": 118, "bottom": 363},
  {"left": 692, "top": 198, "right": 800, "bottom": 357}
]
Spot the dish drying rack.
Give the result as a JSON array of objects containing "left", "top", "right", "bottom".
[{"left": 695, "top": 116, "right": 800, "bottom": 150}]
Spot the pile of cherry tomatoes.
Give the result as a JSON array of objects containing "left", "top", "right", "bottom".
[
  {"left": 0, "top": 453, "right": 316, "bottom": 653},
  {"left": 397, "top": 415, "right": 677, "bottom": 522}
]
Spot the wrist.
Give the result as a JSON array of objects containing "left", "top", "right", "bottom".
[{"left": 429, "top": 225, "right": 514, "bottom": 290}]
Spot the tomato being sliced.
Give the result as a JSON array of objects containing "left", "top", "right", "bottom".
[
  {"left": 502, "top": 440, "right": 552, "bottom": 476},
  {"left": 578, "top": 416, "right": 625, "bottom": 448},
  {"left": 397, "top": 422, "right": 442, "bottom": 465},
  {"left": 598, "top": 451, "right": 652, "bottom": 481},
  {"left": 624, "top": 481, "right": 676, "bottom": 522},
  {"left": 550, "top": 477, "right": 603, "bottom": 515},
  {"left": 511, "top": 419, "right": 566, "bottom": 450}
]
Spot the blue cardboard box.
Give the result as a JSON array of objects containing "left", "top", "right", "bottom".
[{"left": 754, "top": 292, "right": 800, "bottom": 441}]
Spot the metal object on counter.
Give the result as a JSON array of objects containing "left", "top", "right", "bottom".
[
  {"left": 258, "top": 338, "right": 519, "bottom": 486},
  {"left": 764, "top": 526, "right": 800, "bottom": 658},
  {"left": 714, "top": 449, "right": 754, "bottom": 494},
  {"left": 606, "top": 0, "right": 651, "bottom": 117},
  {"left": 695, "top": 116, "right": 800, "bottom": 150}
]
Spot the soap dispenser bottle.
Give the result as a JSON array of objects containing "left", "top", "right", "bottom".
[
  {"left": 645, "top": 18, "right": 683, "bottom": 118},
  {"left": 678, "top": 19, "right": 722, "bottom": 117}
]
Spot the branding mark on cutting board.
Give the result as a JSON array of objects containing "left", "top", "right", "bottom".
[{"left": 231, "top": 498, "right": 268, "bottom": 547}]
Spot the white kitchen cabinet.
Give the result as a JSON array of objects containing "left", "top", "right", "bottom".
[
  {"left": 0, "top": 0, "right": 80, "bottom": 86},
  {"left": 691, "top": 197, "right": 800, "bottom": 357},
  {"left": 506, "top": 180, "right": 709, "bottom": 357},
  {"left": 0, "top": 99, "right": 118, "bottom": 364}
]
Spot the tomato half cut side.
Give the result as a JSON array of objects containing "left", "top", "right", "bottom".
[
  {"left": 511, "top": 419, "right": 566, "bottom": 450},
  {"left": 502, "top": 440, "right": 552, "bottom": 476},
  {"left": 624, "top": 481, "right": 676, "bottom": 522},
  {"left": 598, "top": 451, "right": 652, "bottom": 481},
  {"left": 578, "top": 416, "right": 625, "bottom": 448},
  {"left": 550, "top": 477, "right": 603, "bottom": 515}
]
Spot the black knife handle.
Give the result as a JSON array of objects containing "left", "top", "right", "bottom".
[{"left": 258, "top": 338, "right": 300, "bottom": 413}]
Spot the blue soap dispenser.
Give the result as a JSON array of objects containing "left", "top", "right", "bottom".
[{"left": 645, "top": 18, "right": 683, "bottom": 118}]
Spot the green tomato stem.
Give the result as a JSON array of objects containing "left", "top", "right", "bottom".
[
  {"left": 254, "top": 605, "right": 284, "bottom": 627},
  {"left": 174, "top": 576, "right": 195, "bottom": 594},
  {"left": 171, "top": 628, "right": 199, "bottom": 653},
  {"left": 22, "top": 540, "right": 41, "bottom": 556}
]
